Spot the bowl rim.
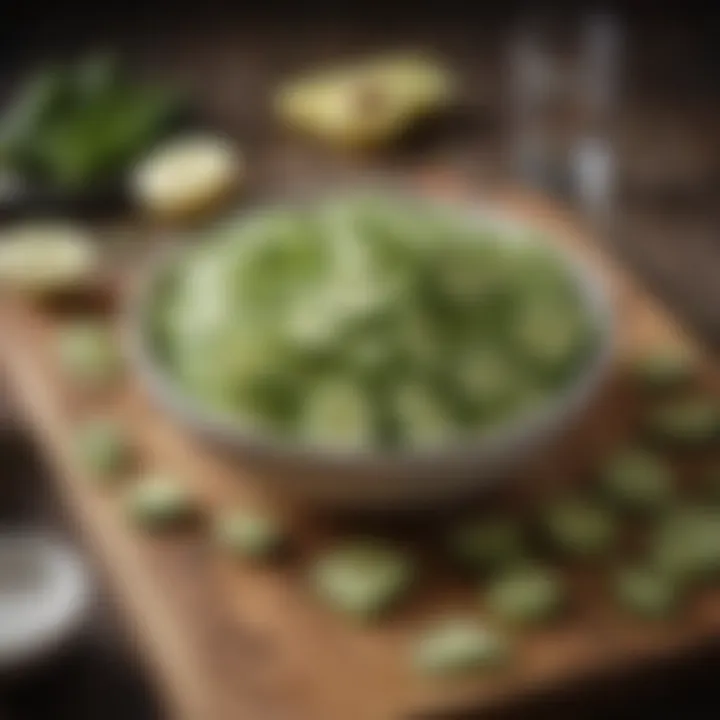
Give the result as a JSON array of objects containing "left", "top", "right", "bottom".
[{"left": 124, "top": 187, "right": 615, "bottom": 470}]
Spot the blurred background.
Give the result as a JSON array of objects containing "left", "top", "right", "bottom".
[
  {"left": 4, "top": 3, "right": 719, "bottom": 335},
  {"left": 1, "top": 2, "right": 719, "bottom": 718}
]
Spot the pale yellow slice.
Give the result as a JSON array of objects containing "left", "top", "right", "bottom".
[
  {"left": 275, "top": 53, "right": 456, "bottom": 150},
  {"left": 0, "top": 223, "right": 97, "bottom": 295},
  {"left": 132, "top": 134, "right": 244, "bottom": 221}
]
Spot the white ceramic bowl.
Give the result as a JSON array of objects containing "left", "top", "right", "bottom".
[
  {"left": 125, "top": 193, "right": 614, "bottom": 507},
  {"left": 0, "top": 532, "right": 92, "bottom": 671}
]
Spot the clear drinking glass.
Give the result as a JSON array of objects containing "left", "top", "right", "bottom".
[
  {"left": 507, "top": 11, "right": 623, "bottom": 220},
  {"left": 571, "top": 12, "right": 623, "bottom": 220},
  {"left": 507, "top": 16, "right": 571, "bottom": 192}
]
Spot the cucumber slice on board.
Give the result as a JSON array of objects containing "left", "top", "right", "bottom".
[
  {"left": 447, "top": 519, "right": 525, "bottom": 573},
  {"left": 485, "top": 566, "right": 565, "bottom": 625},
  {"left": 651, "top": 506, "right": 720, "bottom": 584},
  {"left": 412, "top": 618, "right": 509, "bottom": 675},
  {"left": 542, "top": 498, "right": 618, "bottom": 557},
  {"left": 57, "top": 321, "right": 121, "bottom": 390},
  {"left": 126, "top": 475, "right": 199, "bottom": 531},
  {"left": 614, "top": 565, "right": 681, "bottom": 618},
  {"left": 310, "top": 540, "right": 415, "bottom": 620},
  {"left": 75, "top": 417, "right": 131, "bottom": 480},
  {"left": 646, "top": 398, "right": 720, "bottom": 446},
  {"left": 213, "top": 510, "right": 286, "bottom": 561},
  {"left": 600, "top": 448, "right": 674, "bottom": 514},
  {"left": 631, "top": 348, "right": 694, "bottom": 391}
]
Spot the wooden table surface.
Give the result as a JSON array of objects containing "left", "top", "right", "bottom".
[{"left": 1, "top": 7, "right": 720, "bottom": 719}]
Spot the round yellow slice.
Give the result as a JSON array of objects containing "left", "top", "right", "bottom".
[
  {"left": 132, "top": 134, "right": 244, "bottom": 221},
  {"left": 0, "top": 223, "right": 97, "bottom": 295}
]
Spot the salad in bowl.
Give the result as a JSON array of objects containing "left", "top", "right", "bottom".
[{"left": 127, "top": 190, "right": 613, "bottom": 505}]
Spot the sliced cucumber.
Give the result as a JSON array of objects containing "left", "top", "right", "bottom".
[
  {"left": 485, "top": 566, "right": 565, "bottom": 625},
  {"left": 447, "top": 518, "right": 525, "bottom": 573},
  {"left": 646, "top": 398, "right": 720, "bottom": 446},
  {"left": 156, "top": 194, "right": 597, "bottom": 450},
  {"left": 75, "top": 417, "right": 130, "bottom": 480},
  {"left": 542, "top": 498, "right": 617, "bottom": 557},
  {"left": 300, "top": 379, "right": 375, "bottom": 449},
  {"left": 310, "top": 539, "right": 414, "bottom": 620},
  {"left": 600, "top": 448, "right": 674, "bottom": 513},
  {"left": 391, "top": 382, "right": 456, "bottom": 449},
  {"left": 511, "top": 300, "right": 590, "bottom": 377},
  {"left": 412, "top": 618, "right": 509, "bottom": 675},
  {"left": 631, "top": 347, "right": 694, "bottom": 391},
  {"left": 213, "top": 509, "right": 286, "bottom": 561},
  {"left": 455, "top": 349, "right": 526, "bottom": 419},
  {"left": 126, "top": 475, "right": 198, "bottom": 530},
  {"left": 58, "top": 321, "right": 121, "bottom": 389},
  {"left": 703, "top": 464, "right": 720, "bottom": 502},
  {"left": 651, "top": 506, "right": 720, "bottom": 584},
  {"left": 614, "top": 565, "right": 681, "bottom": 618}
]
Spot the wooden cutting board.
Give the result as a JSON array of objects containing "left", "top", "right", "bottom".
[{"left": 2, "top": 173, "right": 720, "bottom": 720}]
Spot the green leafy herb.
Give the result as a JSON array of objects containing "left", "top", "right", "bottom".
[{"left": 0, "top": 54, "right": 184, "bottom": 189}]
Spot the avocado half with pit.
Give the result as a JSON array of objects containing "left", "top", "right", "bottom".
[{"left": 274, "top": 53, "right": 456, "bottom": 150}]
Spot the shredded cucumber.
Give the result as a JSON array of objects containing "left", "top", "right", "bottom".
[{"left": 153, "top": 195, "right": 596, "bottom": 450}]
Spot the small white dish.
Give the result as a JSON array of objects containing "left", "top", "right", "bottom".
[{"left": 0, "top": 531, "right": 93, "bottom": 671}]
